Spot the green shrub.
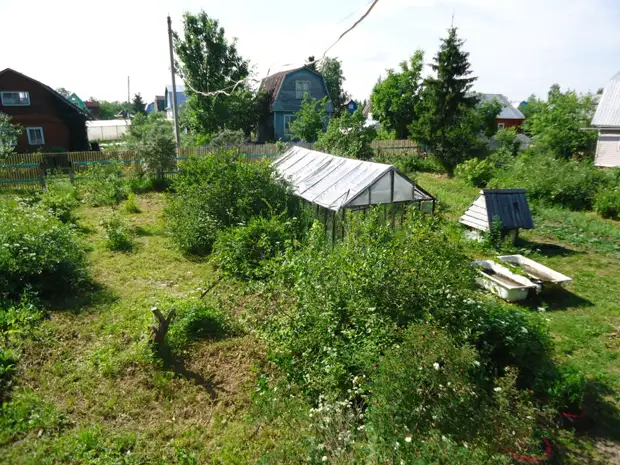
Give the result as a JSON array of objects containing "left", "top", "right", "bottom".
[
  {"left": 167, "top": 300, "right": 238, "bottom": 352},
  {"left": 374, "top": 153, "right": 443, "bottom": 174},
  {"left": 489, "top": 150, "right": 607, "bottom": 210},
  {"left": 124, "top": 193, "right": 141, "bottom": 214},
  {"left": 40, "top": 174, "right": 79, "bottom": 223},
  {"left": 0, "top": 202, "right": 88, "bottom": 298},
  {"left": 213, "top": 215, "right": 301, "bottom": 280},
  {"left": 455, "top": 157, "right": 494, "bottom": 187},
  {"left": 79, "top": 161, "right": 127, "bottom": 207},
  {"left": 0, "top": 347, "right": 17, "bottom": 401},
  {"left": 367, "top": 325, "right": 539, "bottom": 463},
  {"left": 101, "top": 214, "right": 134, "bottom": 251},
  {"left": 594, "top": 187, "right": 620, "bottom": 219},
  {"left": 166, "top": 151, "right": 301, "bottom": 255}
]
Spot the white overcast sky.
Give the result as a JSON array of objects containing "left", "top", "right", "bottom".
[{"left": 1, "top": 0, "right": 619, "bottom": 105}]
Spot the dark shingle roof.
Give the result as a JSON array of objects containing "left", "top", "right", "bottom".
[
  {"left": 475, "top": 93, "right": 525, "bottom": 120},
  {"left": 460, "top": 189, "right": 534, "bottom": 232}
]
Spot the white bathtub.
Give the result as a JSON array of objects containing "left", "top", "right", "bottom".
[
  {"left": 497, "top": 255, "right": 572, "bottom": 289},
  {"left": 472, "top": 260, "right": 538, "bottom": 302}
]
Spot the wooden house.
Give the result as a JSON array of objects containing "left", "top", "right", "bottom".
[
  {"left": 460, "top": 189, "right": 534, "bottom": 241},
  {"left": 592, "top": 71, "right": 620, "bottom": 167},
  {"left": 0, "top": 68, "right": 90, "bottom": 153},
  {"left": 258, "top": 67, "right": 333, "bottom": 142},
  {"left": 476, "top": 93, "right": 525, "bottom": 130}
]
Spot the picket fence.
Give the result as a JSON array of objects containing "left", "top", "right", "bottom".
[{"left": 0, "top": 140, "right": 418, "bottom": 189}]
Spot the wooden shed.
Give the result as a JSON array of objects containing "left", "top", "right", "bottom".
[{"left": 460, "top": 189, "right": 534, "bottom": 240}]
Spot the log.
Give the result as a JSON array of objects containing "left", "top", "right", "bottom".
[{"left": 149, "top": 306, "right": 176, "bottom": 346}]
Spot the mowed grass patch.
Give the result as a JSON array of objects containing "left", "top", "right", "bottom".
[{"left": 2, "top": 192, "right": 264, "bottom": 464}]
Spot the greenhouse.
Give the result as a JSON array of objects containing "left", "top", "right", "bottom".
[{"left": 273, "top": 147, "right": 436, "bottom": 236}]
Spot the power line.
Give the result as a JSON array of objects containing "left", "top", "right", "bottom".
[{"left": 182, "top": 0, "right": 381, "bottom": 98}]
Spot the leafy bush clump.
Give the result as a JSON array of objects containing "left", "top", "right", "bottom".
[
  {"left": 594, "top": 187, "right": 620, "bottom": 220},
  {"left": 455, "top": 157, "right": 494, "bottom": 187},
  {"left": 0, "top": 203, "right": 88, "bottom": 298},
  {"left": 101, "top": 214, "right": 134, "bottom": 251},
  {"left": 39, "top": 175, "right": 79, "bottom": 223},
  {"left": 167, "top": 300, "right": 238, "bottom": 352},
  {"left": 124, "top": 193, "right": 141, "bottom": 214},
  {"left": 367, "top": 325, "right": 539, "bottom": 463},
  {"left": 79, "top": 161, "right": 127, "bottom": 207},
  {"left": 213, "top": 215, "right": 302, "bottom": 280},
  {"left": 489, "top": 150, "right": 607, "bottom": 210},
  {"left": 374, "top": 153, "right": 443, "bottom": 175},
  {"left": 166, "top": 151, "right": 300, "bottom": 255},
  {"left": 0, "top": 348, "right": 17, "bottom": 401}
]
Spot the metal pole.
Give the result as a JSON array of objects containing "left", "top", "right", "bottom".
[{"left": 167, "top": 15, "right": 182, "bottom": 153}]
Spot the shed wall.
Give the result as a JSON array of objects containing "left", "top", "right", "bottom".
[{"left": 595, "top": 131, "right": 620, "bottom": 167}]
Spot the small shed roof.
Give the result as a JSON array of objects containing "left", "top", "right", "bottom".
[
  {"left": 460, "top": 189, "right": 534, "bottom": 232},
  {"left": 476, "top": 93, "right": 525, "bottom": 120},
  {"left": 592, "top": 71, "right": 620, "bottom": 128},
  {"left": 272, "top": 147, "right": 434, "bottom": 212}
]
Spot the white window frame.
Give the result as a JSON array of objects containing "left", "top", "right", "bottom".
[
  {"left": 1, "top": 91, "right": 30, "bottom": 106},
  {"left": 26, "top": 127, "right": 45, "bottom": 145},
  {"left": 295, "top": 80, "right": 310, "bottom": 99},
  {"left": 497, "top": 122, "right": 505, "bottom": 130},
  {"left": 283, "top": 115, "right": 296, "bottom": 134}
]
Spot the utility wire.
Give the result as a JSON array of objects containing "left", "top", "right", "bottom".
[{"left": 183, "top": 0, "right": 381, "bottom": 98}]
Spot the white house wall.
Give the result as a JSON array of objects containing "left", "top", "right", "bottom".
[{"left": 595, "top": 131, "right": 620, "bottom": 167}]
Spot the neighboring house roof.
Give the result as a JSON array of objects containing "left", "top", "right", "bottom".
[
  {"left": 592, "top": 71, "right": 620, "bottom": 127},
  {"left": 0, "top": 68, "right": 91, "bottom": 118},
  {"left": 165, "top": 85, "right": 187, "bottom": 110},
  {"left": 272, "top": 146, "right": 434, "bottom": 212},
  {"left": 476, "top": 93, "right": 525, "bottom": 120},
  {"left": 260, "top": 67, "right": 330, "bottom": 111},
  {"left": 460, "top": 189, "right": 534, "bottom": 232}
]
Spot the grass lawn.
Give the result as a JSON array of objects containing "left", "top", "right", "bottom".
[{"left": 1, "top": 174, "right": 619, "bottom": 464}]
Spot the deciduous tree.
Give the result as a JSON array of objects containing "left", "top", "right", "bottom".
[
  {"left": 370, "top": 50, "right": 424, "bottom": 139},
  {"left": 316, "top": 110, "right": 376, "bottom": 160},
  {"left": 318, "top": 57, "right": 348, "bottom": 115},
  {"left": 290, "top": 95, "right": 328, "bottom": 142}
]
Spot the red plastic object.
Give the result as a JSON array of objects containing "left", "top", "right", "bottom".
[{"left": 510, "top": 437, "right": 552, "bottom": 463}]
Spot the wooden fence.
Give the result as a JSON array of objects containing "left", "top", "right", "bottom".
[{"left": 0, "top": 140, "right": 417, "bottom": 189}]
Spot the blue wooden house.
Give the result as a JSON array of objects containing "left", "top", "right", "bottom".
[
  {"left": 344, "top": 99, "right": 358, "bottom": 114},
  {"left": 258, "top": 67, "right": 333, "bottom": 142}
]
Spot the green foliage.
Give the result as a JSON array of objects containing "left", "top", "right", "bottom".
[
  {"left": 315, "top": 110, "right": 376, "bottom": 160},
  {"left": 131, "top": 93, "right": 147, "bottom": 116},
  {"left": 124, "top": 193, "right": 141, "bottom": 214},
  {"left": 166, "top": 151, "right": 299, "bottom": 255},
  {"left": 492, "top": 127, "right": 521, "bottom": 157},
  {"left": 318, "top": 57, "right": 348, "bottom": 115},
  {"left": 79, "top": 161, "right": 127, "bottom": 207},
  {"left": 0, "top": 391, "right": 66, "bottom": 444},
  {"left": 523, "top": 87, "right": 598, "bottom": 158},
  {"left": 455, "top": 157, "right": 494, "bottom": 187},
  {"left": 101, "top": 214, "right": 134, "bottom": 252},
  {"left": 367, "top": 325, "right": 538, "bottom": 463},
  {"left": 410, "top": 28, "right": 500, "bottom": 174},
  {"left": 210, "top": 128, "right": 245, "bottom": 147},
  {"left": 370, "top": 50, "right": 424, "bottom": 139},
  {"left": 174, "top": 11, "right": 260, "bottom": 136},
  {"left": 213, "top": 215, "right": 301, "bottom": 280},
  {"left": 39, "top": 175, "right": 79, "bottom": 223},
  {"left": 594, "top": 186, "right": 620, "bottom": 220},
  {"left": 489, "top": 150, "right": 607, "bottom": 210},
  {"left": 0, "top": 202, "right": 88, "bottom": 298},
  {"left": 290, "top": 94, "right": 328, "bottom": 142},
  {"left": 374, "top": 153, "right": 443, "bottom": 174},
  {"left": 126, "top": 112, "right": 176, "bottom": 179},
  {"left": 0, "top": 112, "right": 22, "bottom": 159},
  {"left": 0, "top": 347, "right": 17, "bottom": 400},
  {"left": 167, "top": 300, "right": 238, "bottom": 352}
]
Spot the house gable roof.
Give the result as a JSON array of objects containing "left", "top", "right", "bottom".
[
  {"left": 475, "top": 93, "right": 525, "bottom": 120},
  {"left": 260, "top": 67, "right": 330, "bottom": 110},
  {"left": 592, "top": 71, "right": 620, "bottom": 127},
  {"left": 0, "top": 68, "right": 90, "bottom": 118}
]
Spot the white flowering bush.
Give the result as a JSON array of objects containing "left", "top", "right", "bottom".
[{"left": 0, "top": 202, "right": 88, "bottom": 298}]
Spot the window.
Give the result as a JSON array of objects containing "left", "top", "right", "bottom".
[
  {"left": 497, "top": 123, "right": 505, "bottom": 130},
  {"left": 26, "top": 127, "right": 45, "bottom": 145},
  {"left": 284, "top": 115, "right": 296, "bottom": 134},
  {"left": 1, "top": 91, "right": 30, "bottom": 106},
  {"left": 295, "top": 80, "right": 310, "bottom": 99}
]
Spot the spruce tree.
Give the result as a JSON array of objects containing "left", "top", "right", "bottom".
[
  {"left": 131, "top": 93, "right": 147, "bottom": 116},
  {"left": 410, "top": 27, "right": 480, "bottom": 174}
]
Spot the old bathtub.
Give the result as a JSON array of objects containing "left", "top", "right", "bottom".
[
  {"left": 497, "top": 254, "right": 572, "bottom": 289},
  {"left": 472, "top": 260, "right": 538, "bottom": 302}
]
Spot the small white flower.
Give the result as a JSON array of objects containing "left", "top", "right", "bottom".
[
  {"left": 521, "top": 327, "right": 529, "bottom": 334},
  {"left": 433, "top": 362, "right": 440, "bottom": 370},
  {"left": 405, "top": 436, "right": 412, "bottom": 443},
  {"left": 494, "top": 387, "right": 502, "bottom": 392},
  {"left": 473, "top": 360, "right": 481, "bottom": 367},
  {"left": 322, "top": 456, "right": 327, "bottom": 462},
  {"left": 442, "top": 435, "right": 448, "bottom": 442}
]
